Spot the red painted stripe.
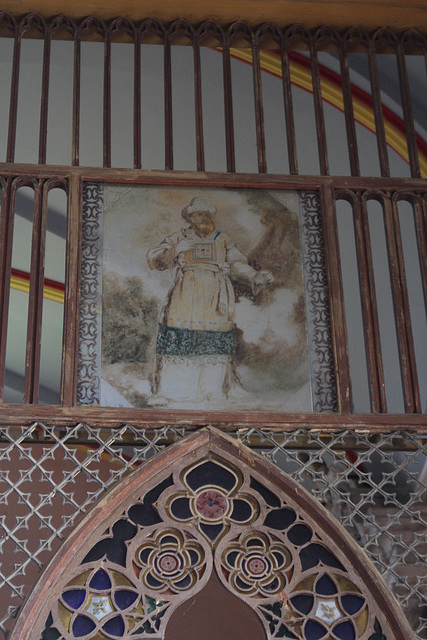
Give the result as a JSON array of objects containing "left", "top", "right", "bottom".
[
  {"left": 11, "top": 268, "right": 65, "bottom": 292},
  {"left": 283, "top": 50, "right": 427, "bottom": 162}
]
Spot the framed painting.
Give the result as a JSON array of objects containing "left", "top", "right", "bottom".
[{"left": 77, "top": 182, "right": 336, "bottom": 413}]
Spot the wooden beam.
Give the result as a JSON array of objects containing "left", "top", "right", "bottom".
[
  {"left": 0, "top": 1, "right": 427, "bottom": 32},
  {"left": 0, "top": 403, "right": 427, "bottom": 431}
]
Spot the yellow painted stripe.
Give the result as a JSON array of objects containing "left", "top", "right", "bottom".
[
  {"left": 230, "top": 48, "right": 427, "bottom": 177},
  {"left": 10, "top": 274, "right": 65, "bottom": 304}
]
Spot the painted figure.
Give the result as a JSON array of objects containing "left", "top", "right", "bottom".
[{"left": 146, "top": 196, "right": 273, "bottom": 406}]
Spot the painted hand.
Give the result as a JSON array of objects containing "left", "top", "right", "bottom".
[
  {"left": 252, "top": 270, "right": 274, "bottom": 296},
  {"left": 174, "top": 237, "right": 195, "bottom": 255},
  {"left": 253, "top": 270, "right": 274, "bottom": 286}
]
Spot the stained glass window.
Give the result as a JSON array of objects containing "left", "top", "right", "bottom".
[{"left": 14, "top": 429, "right": 410, "bottom": 640}]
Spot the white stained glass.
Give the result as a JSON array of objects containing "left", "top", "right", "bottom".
[
  {"left": 85, "top": 595, "right": 114, "bottom": 620},
  {"left": 314, "top": 599, "right": 342, "bottom": 624}
]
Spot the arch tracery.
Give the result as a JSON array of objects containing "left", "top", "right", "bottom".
[{"left": 12, "top": 428, "right": 412, "bottom": 640}]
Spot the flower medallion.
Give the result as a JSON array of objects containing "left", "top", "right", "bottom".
[
  {"left": 86, "top": 595, "right": 114, "bottom": 620},
  {"left": 162, "top": 459, "right": 260, "bottom": 544},
  {"left": 57, "top": 565, "right": 145, "bottom": 639},
  {"left": 288, "top": 572, "right": 369, "bottom": 640},
  {"left": 315, "top": 599, "right": 342, "bottom": 624},
  {"left": 220, "top": 531, "right": 292, "bottom": 596},
  {"left": 133, "top": 528, "right": 206, "bottom": 594}
]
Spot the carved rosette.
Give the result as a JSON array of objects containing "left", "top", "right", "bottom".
[
  {"left": 131, "top": 528, "right": 207, "bottom": 594},
  {"left": 219, "top": 530, "right": 292, "bottom": 596},
  {"left": 160, "top": 457, "right": 260, "bottom": 544}
]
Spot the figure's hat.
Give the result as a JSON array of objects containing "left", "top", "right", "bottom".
[{"left": 181, "top": 197, "right": 216, "bottom": 220}]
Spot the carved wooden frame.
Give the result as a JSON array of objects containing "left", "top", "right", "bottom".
[
  {"left": 0, "top": 166, "right": 425, "bottom": 431},
  {"left": 74, "top": 177, "right": 337, "bottom": 417}
]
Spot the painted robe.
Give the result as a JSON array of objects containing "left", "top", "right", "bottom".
[{"left": 147, "top": 226, "right": 261, "bottom": 406}]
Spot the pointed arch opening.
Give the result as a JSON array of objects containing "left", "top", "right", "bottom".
[{"left": 11, "top": 428, "right": 412, "bottom": 640}]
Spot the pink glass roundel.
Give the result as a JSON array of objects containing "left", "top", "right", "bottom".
[
  {"left": 195, "top": 490, "right": 228, "bottom": 520},
  {"left": 246, "top": 556, "right": 267, "bottom": 576},
  {"left": 158, "top": 553, "right": 180, "bottom": 574}
]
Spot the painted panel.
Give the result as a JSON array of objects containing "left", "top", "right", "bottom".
[{"left": 77, "top": 183, "right": 336, "bottom": 412}]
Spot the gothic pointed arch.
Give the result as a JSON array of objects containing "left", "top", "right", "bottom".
[{"left": 11, "top": 428, "right": 412, "bottom": 640}]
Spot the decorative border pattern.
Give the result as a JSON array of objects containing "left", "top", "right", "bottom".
[
  {"left": 76, "top": 182, "right": 103, "bottom": 405},
  {"left": 299, "top": 191, "right": 337, "bottom": 412}
]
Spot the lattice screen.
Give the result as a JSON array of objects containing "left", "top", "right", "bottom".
[{"left": 1, "top": 424, "right": 426, "bottom": 638}]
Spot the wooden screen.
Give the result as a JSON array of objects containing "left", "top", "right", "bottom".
[
  {"left": 0, "top": 14, "right": 425, "bottom": 424},
  {"left": 0, "top": 13, "right": 426, "bottom": 640}
]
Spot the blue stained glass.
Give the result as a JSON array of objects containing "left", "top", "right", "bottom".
[
  {"left": 226, "top": 550, "right": 239, "bottom": 567},
  {"left": 170, "top": 497, "right": 192, "bottom": 520},
  {"left": 103, "top": 615, "right": 125, "bottom": 636},
  {"left": 89, "top": 568, "right": 111, "bottom": 590},
  {"left": 114, "top": 590, "right": 138, "bottom": 610},
  {"left": 341, "top": 595, "right": 364, "bottom": 615},
  {"left": 72, "top": 615, "right": 96, "bottom": 637},
  {"left": 250, "top": 478, "right": 281, "bottom": 507},
  {"left": 188, "top": 549, "right": 200, "bottom": 565},
  {"left": 304, "top": 620, "right": 327, "bottom": 640},
  {"left": 146, "top": 573, "right": 163, "bottom": 589},
  {"left": 111, "top": 519, "right": 138, "bottom": 540},
  {"left": 230, "top": 499, "right": 252, "bottom": 522},
  {"left": 316, "top": 575, "right": 337, "bottom": 595},
  {"left": 290, "top": 594, "right": 314, "bottom": 615},
  {"left": 333, "top": 621, "right": 356, "bottom": 640},
  {"left": 264, "top": 577, "right": 280, "bottom": 592},
  {"left": 300, "top": 544, "right": 344, "bottom": 571},
  {"left": 288, "top": 524, "right": 312, "bottom": 546},
  {"left": 154, "top": 607, "right": 168, "bottom": 630},
  {"left": 272, "top": 551, "right": 285, "bottom": 566},
  {"left": 139, "top": 548, "right": 152, "bottom": 564},
  {"left": 62, "top": 589, "right": 86, "bottom": 609},
  {"left": 236, "top": 575, "right": 251, "bottom": 591},
  {"left": 174, "top": 575, "right": 192, "bottom": 589},
  {"left": 186, "top": 461, "right": 236, "bottom": 491},
  {"left": 127, "top": 476, "right": 172, "bottom": 527},
  {"left": 264, "top": 508, "right": 296, "bottom": 531},
  {"left": 247, "top": 538, "right": 263, "bottom": 548},
  {"left": 200, "top": 522, "right": 224, "bottom": 541}
]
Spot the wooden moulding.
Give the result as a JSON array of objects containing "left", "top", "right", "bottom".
[
  {"left": 60, "top": 173, "right": 79, "bottom": 405},
  {"left": 356, "top": 194, "right": 387, "bottom": 413},
  {"left": 1, "top": 1, "right": 427, "bottom": 31},
  {"left": 0, "top": 404, "right": 427, "bottom": 431},
  {"left": 320, "top": 184, "right": 352, "bottom": 413},
  {"left": 0, "top": 163, "right": 426, "bottom": 189}
]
